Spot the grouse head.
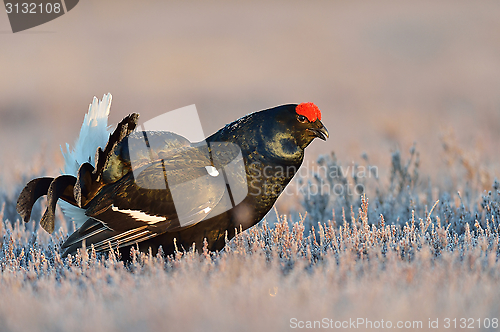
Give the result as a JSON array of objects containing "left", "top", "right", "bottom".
[{"left": 211, "top": 102, "right": 328, "bottom": 165}]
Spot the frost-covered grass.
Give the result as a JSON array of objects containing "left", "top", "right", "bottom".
[{"left": 0, "top": 146, "right": 499, "bottom": 332}]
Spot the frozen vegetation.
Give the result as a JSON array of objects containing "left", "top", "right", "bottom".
[{"left": 0, "top": 143, "right": 499, "bottom": 331}]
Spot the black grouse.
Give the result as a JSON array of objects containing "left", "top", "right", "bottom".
[{"left": 17, "top": 100, "right": 328, "bottom": 259}]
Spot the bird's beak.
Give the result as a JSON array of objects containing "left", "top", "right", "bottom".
[{"left": 307, "top": 121, "right": 329, "bottom": 141}]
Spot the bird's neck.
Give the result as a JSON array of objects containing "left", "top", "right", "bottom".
[{"left": 207, "top": 117, "right": 305, "bottom": 166}]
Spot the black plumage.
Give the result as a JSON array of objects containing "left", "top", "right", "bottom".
[{"left": 17, "top": 103, "right": 328, "bottom": 259}]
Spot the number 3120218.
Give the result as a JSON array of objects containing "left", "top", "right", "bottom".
[{"left": 5, "top": 3, "right": 62, "bottom": 14}]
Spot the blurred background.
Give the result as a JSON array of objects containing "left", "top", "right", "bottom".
[{"left": 1, "top": 0, "right": 499, "bottom": 200}]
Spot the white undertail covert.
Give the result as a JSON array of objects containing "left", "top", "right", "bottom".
[{"left": 59, "top": 94, "right": 113, "bottom": 228}]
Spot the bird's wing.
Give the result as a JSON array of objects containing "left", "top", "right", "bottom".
[
  {"left": 62, "top": 145, "right": 237, "bottom": 253},
  {"left": 99, "top": 130, "right": 192, "bottom": 185},
  {"left": 70, "top": 130, "right": 194, "bottom": 214}
]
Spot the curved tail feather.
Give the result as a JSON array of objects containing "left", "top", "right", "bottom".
[
  {"left": 16, "top": 177, "right": 54, "bottom": 223},
  {"left": 40, "top": 175, "right": 77, "bottom": 233},
  {"left": 17, "top": 94, "right": 140, "bottom": 234},
  {"left": 94, "top": 113, "right": 139, "bottom": 183},
  {"left": 74, "top": 162, "right": 95, "bottom": 207}
]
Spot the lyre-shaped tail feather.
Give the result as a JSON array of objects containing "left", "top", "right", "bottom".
[
  {"left": 73, "top": 113, "right": 139, "bottom": 208},
  {"left": 94, "top": 113, "right": 139, "bottom": 183},
  {"left": 40, "top": 175, "right": 77, "bottom": 233},
  {"left": 17, "top": 94, "right": 140, "bottom": 233},
  {"left": 17, "top": 175, "right": 78, "bottom": 233},
  {"left": 16, "top": 177, "right": 53, "bottom": 223}
]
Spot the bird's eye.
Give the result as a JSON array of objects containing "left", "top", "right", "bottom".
[{"left": 297, "top": 115, "right": 308, "bottom": 123}]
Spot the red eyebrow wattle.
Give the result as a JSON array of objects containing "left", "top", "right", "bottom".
[{"left": 296, "top": 102, "right": 321, "bottom": 122}]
